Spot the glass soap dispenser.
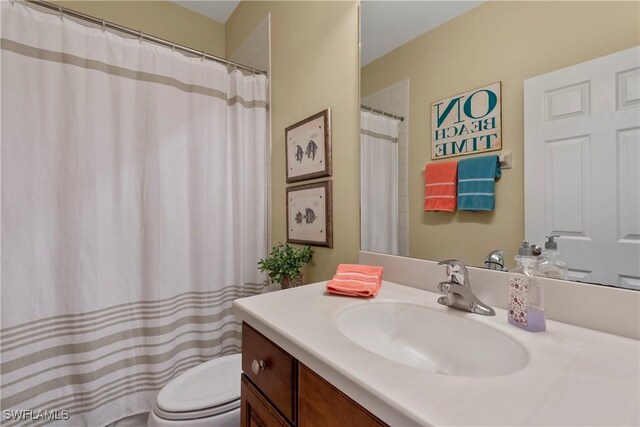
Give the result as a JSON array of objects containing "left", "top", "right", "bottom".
[
  {"left": 539, "top": 235, "right": 568, "bottom": 280},
  {"left": 508, "top": 242, "right": 546, "bottom": 332}
]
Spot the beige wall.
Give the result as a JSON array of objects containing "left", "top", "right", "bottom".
[
  {"left": 361, "top": 1, "right": 640, "bottom": 268},
  {"left": 227, "top": 1, "right": 360, "bottom": 283},
  {"left": 50, "top": 1, "right": 225, "bottom": 56}
]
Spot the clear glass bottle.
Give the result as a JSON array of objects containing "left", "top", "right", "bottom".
[
  {"left": 538, "top": 235, "right": 568, "bottom": 280},
  {"left": 508, "top": 244, "right": 546, "bottom": 332}
]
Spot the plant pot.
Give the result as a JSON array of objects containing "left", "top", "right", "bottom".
[{"left": 280, "top": 273, "right": 303, "bottom": 289}]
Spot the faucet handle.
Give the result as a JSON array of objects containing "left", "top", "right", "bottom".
[
  {"left": 438, "top": 259, "right": 468, "bottom": 273},
  {"left": 438, "top": 259, "right": 469, "bottom": 284}
]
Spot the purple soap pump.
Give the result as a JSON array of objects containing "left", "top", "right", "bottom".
[{"left": 508, "top": 242, "right": 546, "bottom": 332}]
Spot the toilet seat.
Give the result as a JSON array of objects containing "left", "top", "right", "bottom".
[
  {"left": 153, "top": 353, "right": 241, "bottom": 421},
  {"left": 153, "top": 398, "right": 240, "bottom": 421}
]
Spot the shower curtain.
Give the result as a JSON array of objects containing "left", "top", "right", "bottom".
[
  {"left": 1, "top": 2, "right": 267, "bottom": 426},
  {"left": 360, "top": 111, "right": 399, "bottom": 255}
]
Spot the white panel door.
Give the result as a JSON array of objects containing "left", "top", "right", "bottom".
[{"left": 525, "top": 46, "right": 640, "bottom": 288}]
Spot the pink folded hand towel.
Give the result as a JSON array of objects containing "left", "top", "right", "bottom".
[
  {"left": 337, "top": 264, "right": 383, "bottom": 277},
  {"left": 326, "top": 264, "right": 383, "bottom": 297}
]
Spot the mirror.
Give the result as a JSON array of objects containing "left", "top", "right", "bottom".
[{"left": 360, "top": 1, "right": 640, "bottom": 289}]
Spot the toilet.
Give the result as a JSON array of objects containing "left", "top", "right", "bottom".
[{"left": 148, "top": 354, "right": 241, "bottom": 427}]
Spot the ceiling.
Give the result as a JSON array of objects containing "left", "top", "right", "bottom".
[
  {"left": 171, "top": 1, "right": 240, "bottom": 24},
  {"left": 361, "top": 1, "right": 484, "bottom": 66},
  {"left": 172, "top": 1, "right": 483, "bottom": 64}
]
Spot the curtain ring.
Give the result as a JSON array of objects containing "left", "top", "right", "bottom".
[
  {"left": 201, "top": 51, "right": 206, "bottom": 61},
  {"left": 139, "top": 31, "right": 143, "bottom": 44},
  {"left": 101, "top": 19, "right": 106, "bottom": 32},
  {"left": 58, "top": 6, "right": 64, "bottom": 20},
  {"left": 172, "top": 43, "right": 176, "bottom": 53}
]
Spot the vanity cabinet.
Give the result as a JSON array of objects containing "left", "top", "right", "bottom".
[{"left": 241, "top": 322, "right": 386, "bottom": 427}]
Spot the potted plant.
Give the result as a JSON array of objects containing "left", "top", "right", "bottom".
[{"left": 258, "top": 243, "right": 313, "bottom": 289}]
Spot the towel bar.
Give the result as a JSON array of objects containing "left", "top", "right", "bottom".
[{"left": 422, "top": 150, "right": 512, "bottom": 174}]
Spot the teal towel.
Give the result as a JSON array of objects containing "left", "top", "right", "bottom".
[{"left": 457, "top": 155, "right": 501, "bottom": 211}]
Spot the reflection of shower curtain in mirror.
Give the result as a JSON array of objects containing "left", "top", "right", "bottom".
[
  {"left": 1, "top": 2, "right": 267, "bottom": 425},
  {"left": 360, "top": 111, "right": 400, "bottom": 255}
]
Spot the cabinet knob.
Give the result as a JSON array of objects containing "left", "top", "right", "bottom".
[{"left": 251, "top": 359, "right": 266, "bottom": 375}]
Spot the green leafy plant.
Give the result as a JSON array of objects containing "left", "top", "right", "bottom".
[{"left": 258, "top": 243, "right": 313, "bottom": 284}]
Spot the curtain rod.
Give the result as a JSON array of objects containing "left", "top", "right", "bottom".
[
  {"left": 360, "top": 104, "right": 404, "bottom": 121},
  {"left": 20, "top": 0, "right": 268, "bottom": 76}
]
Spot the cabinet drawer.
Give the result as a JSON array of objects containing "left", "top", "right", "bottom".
[
  {"left": 241, "top": 375, "right": 292, "bottom": 427},
  {"left": 242, "top": 322, "right": 296, "bottom": 422}
]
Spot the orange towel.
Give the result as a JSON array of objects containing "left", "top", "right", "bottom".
[
  {"left": 326, "top": 264, "right": 383, "bottom": 298},
  {"left": 424, "top": 161, "right": 457, "bottom": 212}
]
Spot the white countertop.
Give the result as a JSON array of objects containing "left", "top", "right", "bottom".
[{"left": 233, "top": 281, "right": 640, "bottom": 426}]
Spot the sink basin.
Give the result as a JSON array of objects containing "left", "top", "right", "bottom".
[{"left": 336, "top": 302, "right": 528, "bottom": 377}]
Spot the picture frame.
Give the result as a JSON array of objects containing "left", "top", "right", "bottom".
[
  {"left": 286, "top": 181, "right": 333, "bottom": 248},
  {"left": 285, "top": 109, "right": 332, "bottom": 183}
]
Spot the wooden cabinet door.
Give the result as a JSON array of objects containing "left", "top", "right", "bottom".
[
  {"left": 241, "top": 375, "right": 291, "bottom": 427},
  {"left": 298, "top": 364, "right": 387, "bottom": 427}
]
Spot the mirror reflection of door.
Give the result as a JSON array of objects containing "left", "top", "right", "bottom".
[{"left": 525, "top": 47, "right": 640, "bottom": 289}]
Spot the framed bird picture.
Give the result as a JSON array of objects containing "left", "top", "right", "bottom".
[
  {"left": 285, "top": 109, "right": 332, "bottom": 183},
  {"left": 286, "top": 181, "right": 333, "bottom": 248}
]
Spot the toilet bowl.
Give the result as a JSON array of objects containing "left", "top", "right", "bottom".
[{"left": 148, "top": 353, "right": 241, "bottom": 427}]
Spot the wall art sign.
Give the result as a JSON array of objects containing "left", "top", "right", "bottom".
[
  {"left": 285, "top": 109, "right": 332, "bottom": 183},
  {"left": 431, "top": 82, "right": 502, "bottom": 159},
  {"left": 286, "top": 181, "right": 333, "bottom": 248}
]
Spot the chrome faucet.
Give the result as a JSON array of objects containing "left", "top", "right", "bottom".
[
  {"left": 437, "top": 259, "right": 495, "bottom": 316},
  {"left": 484, "top": 250, "right": 507, "bottom": 271}
]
